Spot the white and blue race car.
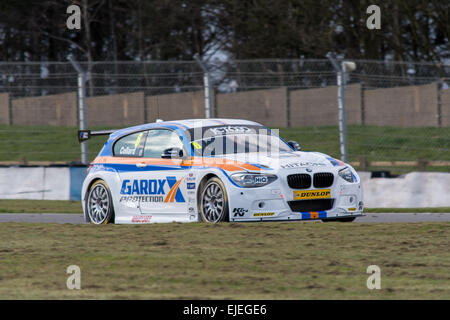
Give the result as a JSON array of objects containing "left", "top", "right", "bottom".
[{"left": 79, "top": 119, "right": 363, "bottom": 224}]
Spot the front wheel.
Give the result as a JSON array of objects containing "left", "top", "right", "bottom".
[
  {"left": 199, "top": 177, "right": 229, "bottom": 223},
  {"left": 86, "top": 180, "right": 115, "bottom": 224}
]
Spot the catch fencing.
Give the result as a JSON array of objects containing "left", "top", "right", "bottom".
[{"left": 0, "top": 59, "right": 449, "bottom": 167}]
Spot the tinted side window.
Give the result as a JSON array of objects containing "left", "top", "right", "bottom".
[
  {"left": 113, "top": 131, "right": 146, "bottom": 157},
  {"left": 143, "top": 129, "right": 184, "bottom": 158}
]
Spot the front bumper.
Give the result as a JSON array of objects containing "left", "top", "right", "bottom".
[{"left": 227, "top": 174, "right": 363, "bottom": 222}]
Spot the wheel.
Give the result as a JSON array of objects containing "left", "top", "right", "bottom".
[
  {"left": 199, "top": 177, "right": 229, "bottom": 223},
  {"left": 86, "top": 180, "right": 115, "bottom": 224},
  {"left": 322, "top": 217, "right": 356, "bottom": 223}
]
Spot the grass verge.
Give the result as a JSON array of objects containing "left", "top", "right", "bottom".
[
  {"left": 0, "top": 200, "right": 82, "bottom": 213},
  {"left": 0, "top": 221, "right": 448, "bottom": 299}
]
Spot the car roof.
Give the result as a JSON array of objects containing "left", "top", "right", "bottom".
[{"left": 109, "top": 118, "right": 263, "bottom": 139}]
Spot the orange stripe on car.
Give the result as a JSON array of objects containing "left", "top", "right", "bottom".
[{"left": 93, "top": 156, "right": 261, "bottom": 172}]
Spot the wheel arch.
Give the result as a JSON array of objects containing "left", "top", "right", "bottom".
[
  {"left": 197, "top": 173, "right": 219, "bottom": 212},
  {"left": 83, "top": 177, "right": 102, "bottom": 222}
]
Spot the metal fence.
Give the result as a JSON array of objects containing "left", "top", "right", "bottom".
[{"left": 0, "top": 59, "right": 449, "bottom": 170}]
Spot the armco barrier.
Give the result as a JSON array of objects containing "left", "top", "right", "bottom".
[
  {"left": 0, "top": 166, "right": 86, "bottom": 201},
  {"left": 359, "top": 171, "right": 450, "bottom": 207},
  {"left": 1, "top": 167, "right": 450, "bottom": 208}
]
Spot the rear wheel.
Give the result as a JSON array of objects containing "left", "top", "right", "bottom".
[
  {"left": 199, "top": 177, "right": 229, "bottom": 223},
  {"left": 86, "top": 180, "right": 115, "bottom": 224},
  {"left": 322, "top": 217, "right": 356, "bottom": 223}
]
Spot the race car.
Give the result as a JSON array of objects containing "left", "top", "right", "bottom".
[{"left": 79, "top": 118, "right": 363, "bottom": 224}]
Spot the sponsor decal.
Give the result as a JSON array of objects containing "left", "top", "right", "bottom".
[
  {"left": 293, "top": 189, "right": 331, "bottom": 200},
  {"left": 192, "top": 141, "right": 202, "bottom": 149},
  {"left": 187, "top": 190, "right": 196, "bottom": 195},
  {"left": 119, "top": 176, "right": 185, "bottom": 203},
  {"left": 187, "top": 183, "right": 196, "bottom": 189},
  {"left": 233, "top": 208, "right": 248, "bottom": 217},
  {"left": 134, "top": 132, "right": 143, "bottom": 148},
  {"left": 209, "top": 126, "right": 253, "bottom": 136},
  {"left": 188, "top": 207, "right": 195, "bottom": 213},
  {"left": 119, "top": 146, "right": 136, "bottom": 155},
  {"left": 186, "top": 173, "right": 196, "bottom": 182},
  {"left": 281, "top": 162, "right": 326, "bottom": 169},
  {"left": 253, "top": 212, "right": 275, "bottom": 217},
  {"left": 79, "top": 131, "right": 89, "bottom": 140},
  {"left": 131, "top": 215, "right": 152, "bottom": 223},
  {"left": 327, "top": 157, "right": 344, "bottom": 167}
]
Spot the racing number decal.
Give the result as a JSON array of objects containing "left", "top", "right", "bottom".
[{"left": 134, "top": 132, "right": 143, "bottom": 148}]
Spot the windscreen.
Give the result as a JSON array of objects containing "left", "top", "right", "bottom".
[{"left": 188, "top": 125, "right": 292, "bottom": 157}]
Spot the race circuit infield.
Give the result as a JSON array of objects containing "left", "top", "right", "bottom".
[{"left": 0, "top": 212, "right": 450, "bottom": 224}]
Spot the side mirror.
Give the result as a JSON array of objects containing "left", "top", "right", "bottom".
[
  {"left": 287, "top": 140, "right": 301, "bottom": 151},
  {"left": 161, "top": 147, "right": 184, "bottom": 159}
]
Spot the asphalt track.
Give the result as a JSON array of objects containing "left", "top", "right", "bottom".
[{"left": 0, "top": 213, "right": 449, "bottom": 224}]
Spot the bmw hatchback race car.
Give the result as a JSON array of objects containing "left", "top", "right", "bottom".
[{"left": 79, "top": 119, "right": 363, "bottom": 224}]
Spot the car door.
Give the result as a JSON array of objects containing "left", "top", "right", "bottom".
[
  {"left": 112, "top": 130, "right": 147, "bottom": 216},
  {"left": 138, "top": 128, "right": 190, "bottom": 217}
]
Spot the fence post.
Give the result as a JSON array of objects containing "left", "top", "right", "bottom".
[
  {"left": 437, "top": 80, "right": 442, "bottom": 128},
  {"left": 194, "top": 55, "right": 212, "bottom": 118},
  {"left": 68, "top": 55, "right": 89, "bottom": 165},
  {"left": 360, "top": 81, "right": 366, "bottom": 125},
  {"left": 327, "top": 53, "right": 355, "bottom": 164}
]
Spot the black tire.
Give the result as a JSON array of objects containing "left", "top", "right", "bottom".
[
  {"left": 199, "top": 177, "right": 229, "bottom": 223},
  {"left": 322, "top": 217, "right": 356, "bottom": 223},
  {"left": 86, "top": 180, "right": 115, "bottom": 224}
]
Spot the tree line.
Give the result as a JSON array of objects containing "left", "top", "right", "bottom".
[{"left": 0, "top": 0, "right": 448, "bottom": 63}]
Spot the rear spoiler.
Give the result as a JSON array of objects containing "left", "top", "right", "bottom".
[{"left": 78, "top": 130, "right": 116, "bottom": 143}]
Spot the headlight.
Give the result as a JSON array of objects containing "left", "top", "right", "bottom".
[
  {"left": 230, "top": 173, "right": 278, "bottom": 188},
  {"left": 338, "top": 167, "right": 354, "bottom": 183}
]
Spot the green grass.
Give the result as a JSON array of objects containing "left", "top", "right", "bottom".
[
  {"left": 0, "top": 125, "right": 118, "bottom": 162},
  {"left": 0, "top": 200, "right": 82, "bottom": 213},
  {"left": 279, "top": 125, "right": 450, "bottom": 162},
  {"left": 0, "top": 200, "right": 448, "bottom": 214},
  {"left": 0, "top": 221, "right": 448, "bottom": 299},
  {"left": 1, "top": 124, "right": 449, "bottom": 164},
  {"left": 353, "top": 166, "right": 450, "bottom": 175}
]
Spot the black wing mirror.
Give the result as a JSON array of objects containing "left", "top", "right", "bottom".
[
  {"left": 287, "top": 140, "right": 301, "bottom": 151},
  {"left": 161, "top": 147, "right": 184, "bottom": 159}
]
